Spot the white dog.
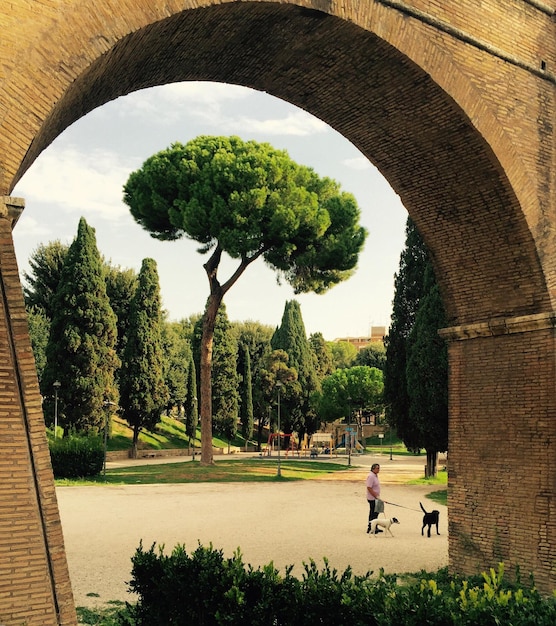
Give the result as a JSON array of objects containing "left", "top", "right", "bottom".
[{"left": 369, "top": 517, "right": 400, "bottom": 537}]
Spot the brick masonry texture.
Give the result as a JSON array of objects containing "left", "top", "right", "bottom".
[{"left": 0, "top": 1, "right": 555, "bottom": 622}]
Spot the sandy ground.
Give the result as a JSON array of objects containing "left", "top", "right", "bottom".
[{"left": 56, "top": 454, "right": 448, "bottom": 609}]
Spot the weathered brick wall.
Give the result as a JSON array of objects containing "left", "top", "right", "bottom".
[
  {"left": 442, "top": 315, "right": 556, "bottom": 591},
  {"left": 0, "top": 0, "right": 555, "bottom": 622},
  {"left": 0, "top": 199, "right": 76, "bottom": 625}
]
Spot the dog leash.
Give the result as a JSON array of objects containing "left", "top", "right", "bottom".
[{"left": 381, "top": 500, "right": 421, "bottom": 512}]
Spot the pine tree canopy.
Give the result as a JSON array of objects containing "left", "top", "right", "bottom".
[{"left": 124, "top": 135, "right": 367, "bottom": 295}]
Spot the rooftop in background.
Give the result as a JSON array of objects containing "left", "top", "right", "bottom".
[{"left": 334, "top": 326, "right": 385, "bottom": 350}]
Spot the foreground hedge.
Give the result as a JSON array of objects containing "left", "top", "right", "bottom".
[
  {"left": 49, "top": 435, "right": 104, "bottom": 478},
  {"left": 119, "top": 543, "right": 556, "bottom": 626}
]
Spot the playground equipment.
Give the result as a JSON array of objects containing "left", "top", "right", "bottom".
[
  {"left": 263, "top": 432, "right": 298, "bottom": 457},
  {"left": 336, "top": 432, "right": 364, "bottom": 453},
  {"left": 307, "top": 433, "right": 336, "bottom": 457}
]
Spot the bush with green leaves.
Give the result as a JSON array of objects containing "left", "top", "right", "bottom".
[
  {"left": 120, "top": 544, "right": 556, "bottom": 626},
  {"left": 49, "top": 435, "right": 104, "bottom": 478}
]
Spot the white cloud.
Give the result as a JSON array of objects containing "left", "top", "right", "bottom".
[
  {"left": 12, "top": 214, "right": 51, "bottom": 239},
  {"left": 14, "top": 147, "right": 134, "bottom": 222},
  {"left": 105, "top": 82, "right": 328, "bottom": 138},
  {"left": 232, "top": 112, "right": 328, "bottom": 136},
  {"left": 343, "top": 156, "right": 372, "bottom": 171},
  {"left": 112, "top": 82, "right": 250, "bottom": 124}
]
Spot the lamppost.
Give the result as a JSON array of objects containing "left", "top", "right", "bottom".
[
  {"left": 189, "top": 396, "right": 197, "bottom": 460},
  {"left": 102, "top": 401, "right": 116, "bottom": 479},
  {"left": 267, "top": 405, "right": 272, "bottom": 456},
  {"left": 389, "top": 423, "right": 393, "bottom": 461},
  {"left": 53, "top": 380, "right": 61, "bottom": 438},
  {"left": 347, "top": 396, "right": 352, "bottom": 467},
  {"left": 276, "top": 381, "right": 283, "bottom": 477}
]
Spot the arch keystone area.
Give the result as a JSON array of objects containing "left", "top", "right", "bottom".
[{"left": 0, "top": 1, "right": 555, "bottom": 622}]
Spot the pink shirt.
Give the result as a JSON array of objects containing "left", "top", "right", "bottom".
[{"left": 366, "top": 470, "right": 380, "bottom": 501}]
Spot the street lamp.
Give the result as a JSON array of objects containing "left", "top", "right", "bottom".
[
  {"left": 53, "top": 381, "right": 61, "bottom": 438},
  {"left": 389, "top": 423, "right": 393, "bottom": 461},
  {"left": 347, "top": 396, "right": 352, "bottom": 467},
  {"left": 102, "top": 401, "right": 116, "bottom": 479},
  {"left": 276, "top": 381, "right": 283, "bottom": 477},
  {"left": 191, "top": 396, "right": 197, "bottom": 460},
  {"left": 267, "top": 405, "right": 272, "bottom": 456}
]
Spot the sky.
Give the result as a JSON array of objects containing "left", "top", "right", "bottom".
[{"left": 12, "top": 82, "right": 408, "bottom": 341}]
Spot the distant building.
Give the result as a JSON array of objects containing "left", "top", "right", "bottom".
[{"left": 334, "top": 326, "right": 386, "bottom": 351}]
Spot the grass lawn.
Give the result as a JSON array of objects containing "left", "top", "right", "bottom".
[
  {"left": 407, "top": 469, "right": 448, "bottom": 506},
  {"left": 56, "top": 459, "right": 352, "bottom": 486}
]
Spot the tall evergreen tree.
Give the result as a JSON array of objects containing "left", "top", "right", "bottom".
[
  {"left": 23, "top": 240, "right": 69, "bottom": 316},
  {"left": 42, "top": 218, "right": 119, "bottom": 433},
  {"left": 192, "top": 303, "right": 239, "bottom": 442},
  {"left": 105, "top": 265, "right": 137, "bottom": 367},
  {"left": 26, "top": 305, "right": 50, "bottom": 387},
  {"left": 162, "top": 320, "right": 191, "bottom": 416},
  {"left": 406, "top": 264, "right": 449, "bottom": 476},
  {"left": 384, "top": 217, "right": 429, "bottom": 450},
  {"left": 184, "top": 351, "right": 198, "bottom": 453},
  {"left": 309, "top": 332, "right": 334, "bottom": 379},
  {"left": 232, "top": 321, "right": 273, "bottom": 450},
  {"left": 259, "top": 349, "right": 299, "bottom": 444},
  {"left": 271, "top": 300, "right": 320, "bottom": 444},
  {"left": 119, "top": 258, "right": 169, "bottom": 457},
  {"left": 384, "top": 216, "right": 448, "bottom": 474},
  {"left": 238, "top": 343, "right": 254, "bottom": 444}
]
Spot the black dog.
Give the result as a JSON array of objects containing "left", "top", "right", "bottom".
[{"left": 420, "top": 502, "right": 440, "bottom": 537}]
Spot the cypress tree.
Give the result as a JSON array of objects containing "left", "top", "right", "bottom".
[
  {"left": 271, "top": 300, "right": 320, "bottom": 443},
  {"left": 42, "top": 218, "right": 119, "bottom": 433},
  {"left": 238, "top": 343, "right": 254, "bottom": 444},
  {"left": 184, "top": 351, "right": 198, "bottom": 453},
  {"left": 233, "top": 321, "right": 273, "bottom": 451},
  {"left": 383, "top": 217, "right": 429, "bottom": 450},
  {"left": 162, "top": 321, "right": 191, "bottom": 416},
  {"left": 192, "top": 303, "right": 239, "bottom": 442},
  {"left": 23, "top": 240, "right": 68, "bottom": 316},
  {"left": 309, "top": 332, "right": 334, "bottom": 379},
  {"left": 384, "top": 216, "right": 448, "bottom": 475},
  {"left": 406, "top": 264, "right": 449, "bottom": 476},
  {"left": 26, "top": 305, "right": 50, "bottom": 387},
  {"left": 119, "top": 258, "right": 169, "bottom": 457},
  {"left": 105, "top": 265, "right": 137, "bottom": 370}
]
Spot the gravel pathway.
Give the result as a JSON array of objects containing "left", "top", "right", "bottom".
[{"left": 56, "top": 455, "right": 448, "bottom": 609}]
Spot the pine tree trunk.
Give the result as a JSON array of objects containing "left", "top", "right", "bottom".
[
  {"left": 200, "top": 293, "right": 221, "bottom": 466},
  {"left": 200, "top": 244, "right": 249, "bottom": 465}
]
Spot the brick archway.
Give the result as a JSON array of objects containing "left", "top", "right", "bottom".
[{"left": 1, "top": 1, "right": 555, "bottom": 623}]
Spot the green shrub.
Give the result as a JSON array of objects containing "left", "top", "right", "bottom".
[
  {"left": 120, "top": 545, "right": 556, "bottom": 626},
  {"left": 49, "top": 435, "right": 104, "bottom": 478}
]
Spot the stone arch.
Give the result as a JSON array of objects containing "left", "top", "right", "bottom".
[
  {"left": 1, "top": 1, "right": 555, "bottom": 623},
  {"left": 9, "top": 2, "right": 551, "bottom": 328},
  {"left": 5, "top": 3, "right": 550, "bottom": 324}
]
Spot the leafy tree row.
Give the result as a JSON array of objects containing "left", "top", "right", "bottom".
[
  {"left": 25, "top": 224, "right": 383, "bottom": 458},
  {"left": 25, "top": 137, "right": 450, "bottom": 470},
  {"left": 25, "top": 135, "right": 394, "bottom": 460}
]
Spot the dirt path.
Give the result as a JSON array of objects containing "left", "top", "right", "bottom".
[{"left": 56, "top": 455, "right": 448, "bottom": 609}]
